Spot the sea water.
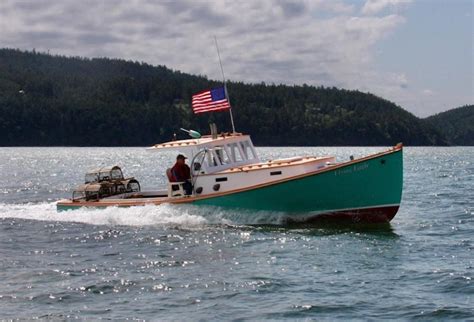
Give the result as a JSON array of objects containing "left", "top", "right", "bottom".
[{"left": 0, "top": 147, "right": 472, "bottom": 320}]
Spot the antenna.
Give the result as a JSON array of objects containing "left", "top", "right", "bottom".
[{"left": 214, "top": 36, "right": 236, "bottom": 133}]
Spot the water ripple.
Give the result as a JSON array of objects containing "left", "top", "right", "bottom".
[{"left": 0, "top": 147, "right": 473, "bottom": 319}]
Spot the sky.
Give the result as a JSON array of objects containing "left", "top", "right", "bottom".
[{"left": 0, "top": 0, "right": 472, "bottom": 117}]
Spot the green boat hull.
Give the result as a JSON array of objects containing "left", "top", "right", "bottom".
[
  {"left": 193, "top": 148, "right": 403, "bottom": 223},
  {"left": 57, "top": 148, "right": 403, "bottom": 223}
]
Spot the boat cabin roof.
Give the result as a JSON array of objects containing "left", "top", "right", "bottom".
[
  {"left": 148, "top": 132, "right": 245, "bottom": 150},
  {"left": 147, "top": 132, "right": 261, "bottom": 174}
]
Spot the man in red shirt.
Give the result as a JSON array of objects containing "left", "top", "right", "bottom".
[{"left": 170, "top": 154, "right": 192, "bottom": 195}]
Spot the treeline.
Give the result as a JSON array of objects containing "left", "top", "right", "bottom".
[
  {"left": 0, "top": 48, "right": 461, "bottom": 146},
  {"left": 423, "top": 105, "right": 473, "bottom": 146}
]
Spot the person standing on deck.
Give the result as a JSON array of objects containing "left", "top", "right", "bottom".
[{"left": 170, "top": 154, "right": 192, "bottom": 195}]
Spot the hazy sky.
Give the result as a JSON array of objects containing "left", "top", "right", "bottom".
[{"left": 0, "top": 0, "right": 472, "bottom": 117}]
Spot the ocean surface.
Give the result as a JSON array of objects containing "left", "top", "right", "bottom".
[{"left": 0, "top": 146, "right": 472, "bottom": 320}]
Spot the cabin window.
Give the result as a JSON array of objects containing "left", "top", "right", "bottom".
[
  {"left": 215, "top": 146, "right": 232, "bottom": 164},
  {"left": 206, "top": 147, "right": 232, "bottom": 167},
  {"left": 207, "top": 150, "right": 220, "bottom": 167},
  {"left": 240, "top": 140, "right": 256, "bottom": 160},
  {"left": 228, "top": 143, "right": 245, "bottom": 162}
]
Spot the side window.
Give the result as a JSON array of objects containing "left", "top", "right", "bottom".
[
  {"left": 239, "top": 142, "right": 248, "bottom": 159},
  {"left": 206, "top": 150, "right": 219, "bottom": 167},
  {"left": 228, "top": 143, "right": 244, "bottom": 162},
  {"left": 205, "top": 147, "right": 231, "bottom": 167},
  {"left": 215, "top": 146, "right": 231, "bottom": 164},
  {"left": 240, "top": 141, "right": 256, "bottom": 160}
]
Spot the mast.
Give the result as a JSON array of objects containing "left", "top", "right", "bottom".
[{"left": 214, "top": 36, "right": 236, "bottom": 133}]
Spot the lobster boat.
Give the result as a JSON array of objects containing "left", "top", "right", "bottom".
[{"left": 57, "top": 129, "right": 403, "bottom": 224}]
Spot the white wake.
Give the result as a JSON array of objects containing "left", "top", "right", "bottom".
[
  {"left": 0, "top": 202, "right": 215, "bottom": 227},
  {"left": 0, "top": 202, "right": 288, "bottom": 227}
]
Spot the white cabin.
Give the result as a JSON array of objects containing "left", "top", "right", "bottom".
[
  {"left": 147, "top": 133, "right": 260, "bottom": 175},
  {"left": 147, "top": 132, "right": 334, "bottom": 198}
]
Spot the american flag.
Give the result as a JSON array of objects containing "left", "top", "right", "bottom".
[{"left": 192, "top": 86, "right": 231, "bottom": 114}]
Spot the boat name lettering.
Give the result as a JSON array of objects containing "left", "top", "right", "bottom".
[
  {"left": 354, "top": 163, "right": 369, "bottom": 172},
  {"left": 334, "top": 163, "right": 369, "bottom": 176}
]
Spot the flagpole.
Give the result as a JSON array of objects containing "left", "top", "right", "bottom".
[{"left": 214, "top": 36, "right": 236, "bottom": 133}]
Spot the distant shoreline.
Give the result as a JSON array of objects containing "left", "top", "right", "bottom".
[{"left": 1, "top": 49, "right": 472, "bottom": 146}]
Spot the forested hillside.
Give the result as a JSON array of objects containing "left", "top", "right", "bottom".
[
  {"left": 423, "top": 105, "right": 473, "bottom": 146},
  {"left": 0, "top": 48, "right": 450, "bottom": 146}
]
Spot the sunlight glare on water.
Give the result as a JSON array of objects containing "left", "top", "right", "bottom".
[{"left": 0, "top": 147, "right": 472, "bottom": 319}]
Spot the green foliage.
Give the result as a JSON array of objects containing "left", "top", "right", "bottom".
[
  {"left": 0, "top": 48, "right": 451, "bottom": 146},
  {"left": 423, "top": 105, "right": 474, "bottom": 145}
]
